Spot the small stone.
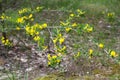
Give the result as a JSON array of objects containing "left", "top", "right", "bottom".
[
  {"left": 20, "top": 58, "right": 27, "bottom": 63},
  {"left": 26, "top": 67, "right": 34, "bottom": 72},
  {"left": 0, "top": 66, "right": 4, "bottom": 70},
  {"left": 107, "top": 25, "right": 111, "bottom": 28},
  {"left": 86, "top": 72, "right": 89, "bottom": 74},
  {"left": 8, "top": 50, "right": 13, "bottom": 54}
]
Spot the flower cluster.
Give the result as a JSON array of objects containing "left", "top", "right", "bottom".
[
  {"left": 1, "top": 37, "right": 12, "bottom": 46},
  {"left": 59, "top": 37, "right": 65, "bottom": 45},
  {"left": 17, "top": 13, "right": 34, "bottom": 23},
  {"left": 18, "top": 8, "right": 32, "bottom": 14},
  {"left": 69, "top": 9, "right": 85, "bottom": 18},
  {"left": 53, "top": 33, "right": 65, "bottom": 45},
  {"left": 74, "top": 52, "right": 81, "bottom": 59},
  {"left": 47, "top": 53, "right": 62, "bottom": 67},
  {"left": 60, "top": 21, "right": 70, "bottom": 27},
  {"left": 25, "top": 23, "right": 47, "bottom": 42},
  {"left": 57, "top": 46, "right": 66, "bottom": 54},
  {"left": 36, "top": 6, "right": 43, "bottom": 12},
  {"left": 0, "top": 13, "right": 11, "bottom": 21},
  {"left": 60, "top": 9, "right": 93, "bottom": 34},
  {"left": 76, "top": 9, "right": 85, "bottom": 17},
  {"left": 84, "top": 24, "right": 93, "bottom": 32},
  {"left": 18, "top": 6, "right": 43, "bottom": 15},
  {"left": 52, "top": 33, "right": 66, "bottom": 54},
  {"left": 107, "top": 12, "right": 115, "bottom": 22},
  {"left": 17, "top": 6, "right": 43, "bottom": 24},
  {"left": 87, "top": 43, "right": 119, "bottom": 59},
  {"left": 17, "top": 17, "right": 25, "bottom": 23},
  {"left": 107, "top": 12, "right": 115, "bottom": 18}
]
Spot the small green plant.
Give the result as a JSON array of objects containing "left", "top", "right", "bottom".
[
  {"left": 5, "top": 71, "right": 29, "bottom": 80},
  {"left": 47, "top": 53, "right": 62, "bottom": 67},
  {"left": 107, "top": 12, "right": 115, "bottom": 22},
  {"left": 5, "top": 71, "right": 17, "bottom": 80}
]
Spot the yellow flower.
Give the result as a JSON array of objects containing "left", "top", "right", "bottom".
[
  {"left": 77, "top": 9, "right": 81, "bottom": 12},
  {"left": 65, "top": 27, "right": 71, "bottom": 32},
  {"left": 30, "top": 29, "right": 35, "bottom": 36},
  {"left": 87, "top": 27, "right": 93, "bottom": 32},
  {"left": 52, "top": 55, "right": 57, "bottom": 59},
  {"left": 77, "top": 9, "right": 85, "bottom": 15},
  {"left": 70, "top": 13, "right": 74, "bottom": 17},
  {"left": 98, "top": 43, "right": 104, "bottom": 48},
  {"left": 107, "top": 12, "right": 114, "bottom": 17},
  {"left": 59, "top": 37, "right": 65, "bottom": 44},
  {"left": 29, "top": 14, "right": 33, "bottom": 19},
  {"left": 57, "top": 53, "right": 62, "bottom": 56},
  {"left": 48, "top": 61, "right": 51, "bottom": 66},
  {"left": 42, "top": 46, "right": 48, "bottom": 50},
  {"left": 62, "top": 46, "right": 66, "bottom": 50},
  {"left": 72, "top": 23, "right": 77, "bottom": 27},
  {"left": 2, "top": 40, "right": 5, "bottom": 44},
  {"left": 39, "top": 25, "right": 43, "bottom": 29},
  {"left": 36, "top": 6, "right": 43, "bottom": 11},
  {"left": 84, "top": 24, "right": 90, "bottom": 32},
  {"left": 1, "top": 37, "right": 5, "bottom": 44},
  {"left": 110, "top": 50, "right": 118, "bottom": 57},
  {"left": 35, "top": 32, "right": 39, "bottom": 35},
  {"left": 56, "top": 59, "right": 61, "bottom": 63},
  {"left": 84, "top": 24, "right": 89, "bottom": 28},
  {"left": 1, "top": 16, "right": 5, "bottom": 20},
  {"left": 74, "top": 52, "right": 81, "bottom": 58},
  {"left": 34, "top": 23, "right": 39, "bottom": 28},
  {"left": 47, "top": 54, "right": 51, "bottom": 60},
  {"left": 36, "top": 7, "right": 40, "bottom": 10},
  {"left": 60, "top": 21, "right": 69, "bottom": 26},
  {"left": 53, "top": 38, "right": 58, "bottom": 44},
  {"left": 1, "top": 37, "right": 11, "bottom": 46},
  {"left": 58, "top": 46, "right": 66, "bottom": 52},
  {"left": 18, "top": 10, "right": 22, "bottom": 14},
  {"left": 30, "top": 18, "right": 34, "bottom": 21},
  {"left": 23, "top": 16, "right": 28, "bottom": 20},
  {"left": 89, "top": 49, "right": 93, "bottom": 56},
  {"left": 42, "top": 23, "right": 47, "bottom": 28},
  {"left": 25, "top": 26, "right": 30, "bottom": 32},
  {"left": 0, "top": 14, "right": 5, "bottom": 20},
  {"left": 17, "top": 17, "right": 24, "bottom": 23},
  {"left": 16, "top": 27, "right": 21, "bottom": 30},
  {"left": 58, "top": 34, "right": 62, "bottom": 38},
  {"left": 76, "top": 52, "right": 80, "bottom": 57},
  {"left": 18, "top": 8, "right": 31, "bottom": 14},
  {"left": 4, "top": 39, "right": 9, "bottom": 45},
  {"left": 0, "top": 13, "right": 10, "bottom": 20},
  {"left": 33, "top": 36, "right": 40, "bottom": 41},
  {"left": 1, "top": 36, "right": 5, "bottom": 40}
]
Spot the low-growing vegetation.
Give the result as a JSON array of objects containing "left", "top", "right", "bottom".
[{"left": 0, "top": 0, "right": 120, "bottom": 80}]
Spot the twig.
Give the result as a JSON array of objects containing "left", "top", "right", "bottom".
[
  {"left": 104, "top": 49, "right": 109, "bottom": 55},
  {"left": 47, "top": 28, "right": 55, "bottom": 54}
]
